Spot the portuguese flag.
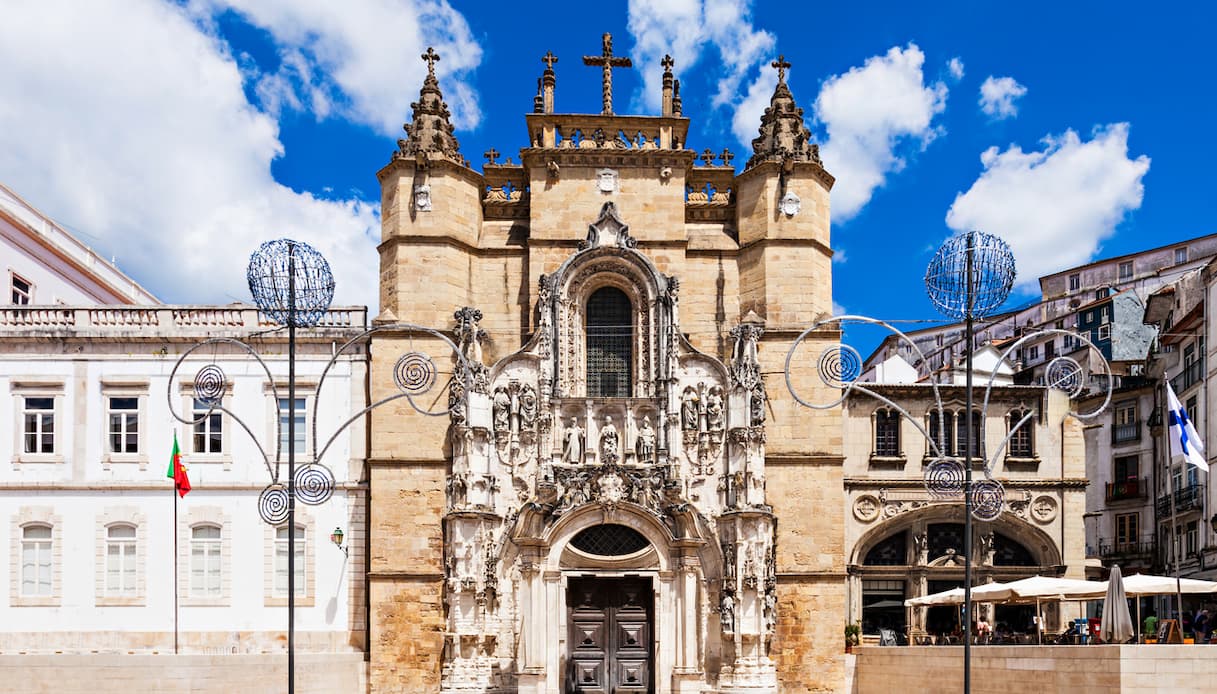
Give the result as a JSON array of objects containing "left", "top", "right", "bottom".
[{"left": 167, "top": 432, "right": 191, "bottom": 497}]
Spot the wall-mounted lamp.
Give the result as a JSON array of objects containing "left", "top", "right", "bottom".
[{"left": 330, "top": 526, "right": 348, "bottom": 557}]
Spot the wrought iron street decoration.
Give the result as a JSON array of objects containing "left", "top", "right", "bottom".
[
  {"left": 166, "top": 238, "right": 473, "bottom": 694},
  {"left": 785, "top": 229, "right": 1113, "bottom": 694}
]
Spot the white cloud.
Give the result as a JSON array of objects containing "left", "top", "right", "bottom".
[
  {"left": 193, "top": 0, "right": 483, "bottom": 134},
  {"left": 979, "top": 75, "right": 1027, "bottom": 120},
  {"left": 815, "top": 44, "right": 948, "bottom": 221},
  {"left": 947, "top": 57, "right": 965, "bottom": 80},
  {"left": 945, "top": 124, "right": 1150, "bottom": 287},
  {"left": 627, "top": 0, "right": 776, "bottom": 143},
  {"left": 0, "top": 0, "right": 473, "bottom": 309},
  {"left": 833, "top": 248, "right": 848, "bottom": 264}
]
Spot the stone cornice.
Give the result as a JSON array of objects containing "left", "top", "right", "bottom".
[
  {"left": 735, "top": 158, "right": 835, "bottom": 191},
  {"left": 843, "top": 477, "right": 1089, "bottom": 490},
  {"left": 519, "top": 147, "right": 695, "bottom": 170}
]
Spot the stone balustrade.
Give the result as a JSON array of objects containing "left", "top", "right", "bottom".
[{"left": 0, "top": 305, "right": 367, "bottom": 333}]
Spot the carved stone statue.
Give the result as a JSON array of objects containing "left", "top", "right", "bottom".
[
  {"left": 599, "top": 416, "right": 619, "bottom": 462},
  {"left": 681, "top": 387, "right": 699, "bottom": 431},
  {"left": 562, "top": 418, "right": 585, "bottom": 463},
  {"left": 720, "top": 592, "right": 735, "bottom": 633},
  {"left": 981, "top": 532, "right": 996, "bottom": 565},
  {"left": 750, "top": 385, "right": 766, "bottom": 426},
  {"left": 705, "top": 387, "right": 725, "bottom": 432},
  {"left": 519, "top": 384, "right": 537, "bottom": 427},
  {"left": 492, "top": 386, "right": 510, "bottom": 432},
  {"left": 914, "top": 531, "right": 928, "bottom": 565},
  {"left": 635, "top": 416, "right": 656, "bottom": 462}
]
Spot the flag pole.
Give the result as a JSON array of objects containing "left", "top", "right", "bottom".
[{"left": 173, "top": 465, "right": 180, "bottom": 655}]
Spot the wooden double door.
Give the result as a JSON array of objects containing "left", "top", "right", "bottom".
[{"left": 566, "top": 576, "right": 653, "bottom": 693}]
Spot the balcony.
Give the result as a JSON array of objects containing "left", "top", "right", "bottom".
[
  {"left": 1097, "top": 538, "right": 1156, "bottom": 564},
  {"left": 1112, "top": 421, "right": 1141, "bottom": 444},
  {"left": 1155, "top": 483, "right": 1206, "bottom": 516},
  {"left": 1106, "top": 477, "right": 1148, "bottom": 502},
  {"left": 1171, "top": 359, "right": 1204, "bottom": 394}
]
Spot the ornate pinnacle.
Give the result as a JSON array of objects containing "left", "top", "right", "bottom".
[
  {"left": 661, "top": 54, "right": 674, "bottom": 75},
  {"left": 582, "top": 32, "right": 632, "bottom": 115}
]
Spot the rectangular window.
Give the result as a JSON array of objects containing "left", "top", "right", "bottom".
[
  {"left": 1114, "top": 455, "right": 1138, "bottom": 481},
  {"left": 1028, "top": 345, "right": 1039, "bottom": 361},
  {"left": 11, "top": 274, "right": 32, "bottom": 304},
  {"left": 278, "top": 397, "right": 307, "bottom": 455},
  {"left": 1115, "top": 513, "right": 1138, "bottom": 551},
  {"left": 1186, "top": 521, "right": 1198, "bottom": 556},
  {"left": 1118, "top": 261, "right": 1133, "bottom": 281},
  {"left": 1069, "top": 273, "right": 1080, "bottom": 291},
  {"left": 1176, "top": 247, "right": 1188, "bottom": 265},
  {"left": 1113, "top": 401, "right": 1138, "bottom": 444},
  {"left": 1097, "top": 325, "right": 1111, "bottom": 341},
  {"left": 192, "top": 398, "right": 223, "bottom": 454},
  {"left": 105, "top": 525, "right": 137, "bottom": 595},
  {"left": 874, "top": 409, "right": 900, "bottom": 457},
  {"left": 956, "top": 410, "right": 983, "bottom": 459},
  {"left": 22, "top": 397, "right": 54, "bottom": 454},
  {"left": 274, "top": 526, "right": 306, "bottom": 596},
  {"left": 21, "top": 525, "right": 53, "bottom": 596},
  {"left": 190, "top": 526, "right": 222, "bottom": 597},
  {"left": 1008, "top": 410, "right": 1033, "bottom": 458},
  {"left": 107, "top": 396, "right": 139, "bottom": 454}
]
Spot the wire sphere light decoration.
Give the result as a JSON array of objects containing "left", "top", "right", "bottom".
[
  {"left": 247, "top": 239, "right": 335, "bottom": 327},
  {"left": 924, "top": 230, "right": 1016, "bottom": 320}
]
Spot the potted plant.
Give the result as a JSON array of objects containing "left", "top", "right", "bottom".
[{"left": 845, "top": 622, "right": 861, "bottom": 653}]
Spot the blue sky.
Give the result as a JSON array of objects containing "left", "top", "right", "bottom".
[{"left": 1, "top": 1, "right": 1214, "bottom": 354}]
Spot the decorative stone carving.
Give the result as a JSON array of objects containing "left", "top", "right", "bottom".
[
  {"left": 729, "top": 320, "right": 763, "bottom": 389},
  {"left": 578, "top": 201, "right": 636, "bottom": 250},
  {"left": 914, "top": 530, "right": 928, "bottom": 565},
  {"left": 414, "top": 183, "right": 433, "bottom": 212},
  {"left": 562, "top": 418, "right": 585, "bottom": 463},
  {"left": 980, "top": 532, "right": 996, "bottom": 566},
  {"left": 581, "top": 32, "right": 632, "bottom": 115},
  {"left": 705, "top": 386, "right": 725, "bottom": 432},
  {"left": 599, "top": 416, "right": 620, "bottom": 464},
  {"left": 681, "top": 386, "right": 699, "bottom": 434},
  {"left": 779, "top": 191, "right": 801, "bottom": 217},
  {"left": 1031, "top": 495, "right": 1058, "bottom": 523},
  {"left": 720, "top": 592, "right": 735, "bottom": 633},
  {"left": 596, "top": 168, "right": 619, "bottom": 194},
  {"left": 853, "top": 494, "right": 881, "bottom": 522},
  {"left": 635, "top": 416, "right": 656, "bottom": 463}
]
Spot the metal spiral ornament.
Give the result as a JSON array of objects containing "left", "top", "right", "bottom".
[
  {"left": 258, "top": 483, "right": 291, "bottom": 525},
  {"left": 293, "top": 464, "right": 335, "bottom": 506},
  {"left": 817, "top": 345, "right": 862, "bottom": 388},
  {"left": 970, "top": 479, "right": 1006, "bottom": 521},
  {"left": 394, "top": 351, "right": 437, "bottom": 395},
  {"left": 193, "top": 365, "right": 226, "bottom": 407},
  {"left": 1045, "top": 356, "right": 1084, "bottom": 396},
  {"left": 924, "top": 458, "right": 966, "bottom": 499}
]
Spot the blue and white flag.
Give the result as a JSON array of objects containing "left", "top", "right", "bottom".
[{"left": 1166, "top": 381, "right": 1207, "bottom": 471}]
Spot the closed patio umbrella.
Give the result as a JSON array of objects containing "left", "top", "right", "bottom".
[{"left": 1100, "top": 565, "right": 1135, "bottom": 644}]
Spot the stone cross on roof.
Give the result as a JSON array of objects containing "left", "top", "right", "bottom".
[
  {"left": 772, "top": 54, "right": 791, "bottom": 83},
  {"left": 583, "top": 33, "right": 632, "bottom": 115},
  {"left": 422, "top": 47, "right": 440, "bottom": 76},
  {"left": 484, "top": 148, "right": 499, "bottom": 165},
  {"left": 542, "top": 51, "right": 558, "bottom": 71},
  {"left": 661, "top": 54, "right": 674, "bottom": 75}
]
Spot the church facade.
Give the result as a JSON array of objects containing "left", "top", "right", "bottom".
[{"left": 368, "top": 38, "right": 845, "bottom": 693}]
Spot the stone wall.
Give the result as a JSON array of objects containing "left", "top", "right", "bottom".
[
  {"left": 0, "top": 653, "right": 366, "bottom": 693},
  {"left": 853, "top": 645, "right": 1216, "bottom": 693}
]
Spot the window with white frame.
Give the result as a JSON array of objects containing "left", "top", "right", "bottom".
[
  {"left": 1175, "top": 247, "right": 1188, "bottom": 265},
  {"left": 278, "top": 397, "right": 307, "bottom": 456},
  {"left": 11, "top": 273, "right": 32, "bottom": 304},
  {"left": 1097, "top": 325, "right": 1111, "bottom": 341},
  {"left": 190, "top": 525, "right": 222, "bottom": 597},
  {"left": 1068, "top": 273, "right": 1080, "bottom": 291},
  {"left": 21, "top": 524, "right": 53, "bottom": 596},
  {"left": 108, "top": 396, "right": 139, "bottom": 454},
  {"left": 192, "top": 397, "right": 223, "bottom": 454},
  {"left": 274, "top": 525, "right": 306, "bottom": 597},
  {"left": 1186, "top": 521, "right": 1198, "bottom": 556},
  {"left": 1118, "top": 261, "right": 1133, "bottom": 281},
  {"left": 105, "top": 524, "right": 137, "bottom": 595},
  {"left": 22, "top": 396, "right": 55, "bottom": 454}
]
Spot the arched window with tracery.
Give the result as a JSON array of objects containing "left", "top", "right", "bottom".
[{"left": 586, "top": 287, "right": 633, "bottom": 397}]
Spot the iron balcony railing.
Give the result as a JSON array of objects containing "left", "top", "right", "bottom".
[
  {"left": 1171, "top": 359, "right": 1204, "bottom": 394},
  {"left": 1097, "top": 538, "right": 1156, "bottom": 561},
  {"left": 1155, "top": 483, "right": 1206, "bottom": 516},
  {"left": 1112, "top": 421, "right": 1141, "bottom": 444},
  {"left": 1106, "top": 477, "right": 1147, "bottom": 502}
]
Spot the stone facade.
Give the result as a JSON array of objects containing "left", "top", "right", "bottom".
[{"left": 368, "top": 42, "right": 841, "bottom": 693}]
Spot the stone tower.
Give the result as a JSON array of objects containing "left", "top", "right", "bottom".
[{"left": 369, "top": 40, "right": 844, "bottom": 693}]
